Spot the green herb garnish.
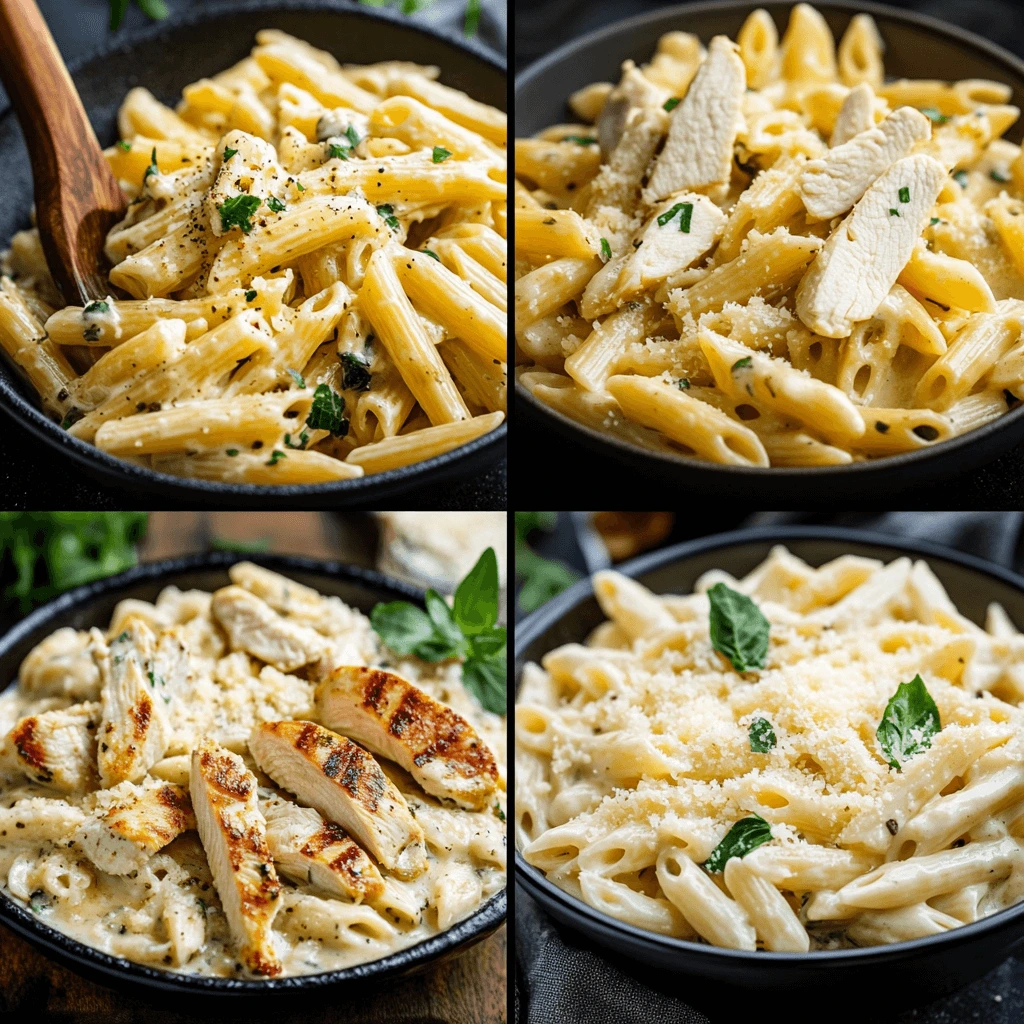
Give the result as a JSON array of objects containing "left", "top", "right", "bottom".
[
  {"left": 423, "top": 248, "right": 441, "bottom": 261},
  {"left": 218, "top": 194, "right": 261, "bottom": 234},
  {"left": 749, "top": 717, "right": 777, "bottom": 753},
  {"left": 664, "top": 97, "right": 681, "bottom": 112},
  {"left": 371, "top": 548, "right": 505, "bottom": 714},
  {"left": 306, "top": 384, "right": 348, "bottom": 436},
  {"left": 226, "top": 449, "right": 239, "bottom": 456},
  {"left": 657, "top": 202, "right": 693, "bottom": 231},
  {"left": 84, "top": 301, "right": 110, "bottom": 315},
  {"left": 930, "top": 217, "right": 940, "bottom": 226},
  {"left": 432, "top": 145, "right": 453, "bottom": 163},
  {"left": 899, "top": 186, "right": 910, "bottom": 203},
  {"left": 731, "top": 356, "right": 753, "bottom": 371},
  {"left": 377, "top": 203, "right": 401, "bottom": 231},
  {"left": 329, "top": 143, "right": 352, "bottom": 160},
  {"left": 284, "top": 430, "right": 310, "bottom": 450},
  {"left": 266, "top": 197, "right": 286, "bottom": 213},
  {"left": 877, "top": 674, "right": 941, "bottom": 771},
  {"left": 296, "top": 182, "right": 306, "bottom": 192},
  {"left": 703, "top": 815, "right": 773, "bottom": 872},
  {"left": 266, "top": 450, "right": 287, "bottom": 466},
  {"left": 287, "top": 368, "right": 306, "bottom": 389},
  {"left": 109, "top": 0, "right": 167, "bottom": 31},
  {"left": 677, "top": 378, "right": 691, "bottom": 390},
  {"left": 245, "top": 289, "right": 258, "bottom": 302},
  {"left": 953, "top": 169, "right": 969, "bottom": 188},
  {"left": 599, "top": 237, "right": 612, "bottom": 261},
  {"left": 708, "top": 582, "right": 769, "bottom": 672},
  {"left": 991, "top": 168, "right": 1012, "bottom": 184},
  {"left": 341, "top": 352, "right": 372, "bottom": 393},
  {"left": 142, "top": 147, "right": 158, "bottom": 183},
  {"left": 495, "top": 803, "right": 506, "bottom": 822},
  {"left": 562, "top": 136, "right": 597, "bottom": 146},
  {"left": 223, "top": 146, "right": 238, "bottom": 161},
  {"left": 889, "top": 208, "right": 900, "bottom": 217},
  {"left": 116, "top": 140, "right": 132, "bottom": 152},
  {"left": 920, "top": 107, "right": 950, "bottom": 124}
]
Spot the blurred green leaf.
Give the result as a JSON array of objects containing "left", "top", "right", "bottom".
[
  {"left": 515, "top": 512, "right": 579, "bottom": 613},
  {"left": 109, "top": 0, "right": 167, "bottom": 30},
  {"left": 209, "top": 537, "right": 272, "bottom": 554}
]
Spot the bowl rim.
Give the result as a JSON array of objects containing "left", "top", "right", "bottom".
[
  {"left": 513, "top": 0, "right": 1024, "bottom": 481},
  {"left": 513, "top": 523, "right": 1024, "bottom": 964},
  {"left": 0, "top": 551, "right": 507, "bottom": 994},
  {"left": 0, "top": 0, "right": 507, "bottom": 502}
]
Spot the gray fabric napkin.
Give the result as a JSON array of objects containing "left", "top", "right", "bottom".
[{"left": 515, "top": 512, "right": 1024, "bottom": 1024}]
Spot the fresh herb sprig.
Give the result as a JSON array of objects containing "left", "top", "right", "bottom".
[{"left": 370, "top": 548, "right": 505, "bottom": 714}]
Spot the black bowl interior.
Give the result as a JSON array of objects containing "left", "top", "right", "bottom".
[
  {"left": 514, "top": 0, "right": 1024, "bottom": 499},
  {"left": 0, "top": 0, "right": 506, "bottom": 507},
  {"left": 514, "top": 527, "right": 1024, "bottom": 1003},
  {"left": 0, "top": 552, "right": 505, "bottom": 1000}
]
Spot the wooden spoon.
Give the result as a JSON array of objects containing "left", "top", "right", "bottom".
[{"left": 0, "top": 0, "right": 126, "bottom": 304}]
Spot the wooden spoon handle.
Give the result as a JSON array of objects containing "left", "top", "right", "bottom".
[{"left": 0, "top": 0, "right": 125, "bottom": 304}]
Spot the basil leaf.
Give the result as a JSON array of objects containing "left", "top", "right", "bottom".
[
  {"left": 469, "top": 625, "right": 506, "bottom": 660},
  {"left": 306, "top": 384, "right": 348, "bottom": 436},
  {"left": 749, "top": 717, "right": 776, "bottom": 753},
  {"left": 703, "top": 815, "right": 773, "bottom": 872},
  {"left": 420, "top": 590, "right": 468, "bottom": 660},
  {"left": 707, "top": 582, "right": 769, "bottom": 672},
  {"left": 462, "top": 655, "right": 506, "bottom": 715},
  {"left": 877, "top": 674, "right": 941, "bottom": 771},
  {"left": 369, "top": 602, "right": 436, "bottom": 656},
  {"left": 453, "top": 547, "right": 499, "bottom": 635}
]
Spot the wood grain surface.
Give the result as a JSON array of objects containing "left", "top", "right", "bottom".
[
  {"left": 0, "top": 0, "right": 125, "bottom": 303},
  {"left": 0, "top": 512, "right": 507, "bottom": 1023}
]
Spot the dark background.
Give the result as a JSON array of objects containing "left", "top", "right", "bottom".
[
  {"left": 0, "top": 0, "right": 506, "bottom": 510},
  {"left": 515, "top": 0, "right": 1024, "bottom": 507}
]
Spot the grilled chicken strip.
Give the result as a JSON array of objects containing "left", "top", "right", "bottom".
[
  {"left": 96, "top": 618, "right": 171, "bottom": 787},
  {"left": 248, "top": 721, "right": 427, "bottom": 880},
  {"left": 190, "top": 739, "right": 282, "bottom": 976},
  {"left": 74, "top": 781, "right": 196, "bottom": 875},
  {"left": 18, "top": 627, "right": 101, "bottom": 700},
  {"left": 260, "top": 791, "right": 385, "bottom": 903},
  {"left": 6, "top": 702, "right": 99, "bottom": 792},
  {"left": 211, "top": 585, "right": 326, "bottom": 673},
  {"left": 316, "top": 667, "right": 499, "bottom": 811}
]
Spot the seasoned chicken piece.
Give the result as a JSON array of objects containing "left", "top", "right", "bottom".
[
  {"left": 799, "top": 106, "right": 931, "bottom": 220},
  {"left": 73, "top": 780, "right": 195, "bottom": 875},
  {"left": 18, "top": 627, "right": 101, "bottom": 700},
  {"left": 316, "top": 667, "right": 499, "bottom": 812},
  {"left": 6, "top": 702, "right": 100, "bottom": 792},
  {"left": 831, "top": 82, "right": 876, "bottom": 147},
  {"left": 614, "top": 194, "right": 725, "bottom": 300},
  {"left": 96, "top": 619, "right": 171, "bottom": 787},
  {"left": 260, "top": 791, "right": 385, "bottom": 903},
  {"left": 248, "top": 720, "right": 427, "bottom": 880},
  {"left": 596, "top": 61, "right": 670, "bottom": 157},
  {"left": 0, "top": 797, "right": 85, "bottom": 842},
  {"left": 796, "top": 154, "right": 947, "bottom": 338},
  {"left": 645, "top": 36, "right": 746, "bottom": 204},
  {"left": 211, "top": 585, "right": 326, "bottom": 672},
  {"left": 190, "top": 739, "right": 282, "bottom": 976}
]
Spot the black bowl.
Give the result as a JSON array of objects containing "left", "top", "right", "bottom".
[
  {"left": 515, "top": 0, "right": 1024, "bottom": 501},
  {"left": 514, "top": 526, "right": 1024, "bottom": 1004},
  {"left": 0, "top": 0, "right": 506, "bottom": 508},
  {"left": 0, "top": 552, "right": 506, "bottom": 1000}
]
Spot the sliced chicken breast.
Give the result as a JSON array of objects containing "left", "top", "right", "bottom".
[
  {"left": 831, "top": 82, "right": 876, "bottom": 147},
  {"left": 800, "top": 106, "right": 931, "bottom": 220},
  {"left": 614, "top": 194, "right": 725, "bottom": 300},
  {"left": 260, "top": 791, "right": 385, "bottom": 903},
  {"left": 211, "top": 585, "right": 326, "bottom": 672},
  {"left": 190, "top": 739, "right": 282, "bottom": 976},
  {"left": 796, "top": 153, "right": 947, "bottom": 338},
  {"left": 74, "top": 780, "right": 195, "bottom": 875},
  {"left": 316, "top": 667, "right": 499, "bottom": 811},
  {"left": 18, "top": 627, "right": 101, "bottom": 699},
  {"left": 96, "top": 619, "right": 171, "bottom": 787},
  {"left": 248, "top": 720, "right": 427, "bottom": 880},
  {"left": 6, "top": 702, "right": 99, "bottom": 792},
  {"left": 645, "top": 35, "right": 746, "bottom": 203}
]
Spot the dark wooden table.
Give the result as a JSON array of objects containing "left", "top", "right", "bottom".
[{"left": 0, "top": 512, "right": 508, "bottom": 1023}]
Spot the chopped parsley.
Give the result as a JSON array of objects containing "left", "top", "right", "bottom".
[
  {"left": 116, "top": 631, "right": 130, "bottom": 643},
  {"left": 245, "top": 289, "right": 257, "bottom": 302},
  {"left": 898, "top": 186, "right": 910, "bottom": 203},
  {"left": 218, "top": 194, "right": 261, "bottom": 233},
  {"left": 731, "top": 356, "right": 753, "bottom": 371},
  {"left": 296, "top": 181, "right": 306, "bottom": 192},
  {"left": 226, "top": 449, "right": 239, "bottom": 456},
  {"left": 345, "top": 125, "right": 360, "bottom": 147},
  {"left": 266, "top": 196, "right": 286, "bottom": 213},
  {"left": 223, "top": 146, "right": 238, "bottom": 161},
  {"left": 677, "top": 378, "right": 691, "bottom": 390},
  {"left": 432, "top": 145, "right": 453, "bottom": 162},
  {"left": 142, "top": 147, "right": 159, "bottom": 183},
  {"left": 561, "top": 136, "right": 597, "bottom": 146},
  {"left": 423, "top": 248, "right": 441, "bottom": 261},
  {"left": 889, "top": 208, "right": 900, "bottom": 217},
  {"left": 599, "top": 237, "right": 612, "bottom": 261},
  {"left": 663, "top": 97, "right": 681, "bottom": 112},
  {"left": 920, "top": 107, "right": 950, "bottom": 124},
  {"left": 306, "top": 384, "right": 349, "bottom": 436},
  {"left": 117, "top": 139, "right": 132, "bottom": 152},
  {"left": 284, "top": 430, "right": 310, "bottom": 450},
  {"left": 657, "top": 201, "right": 693, "bottom": 232},
  {"left": 991, "top": 168, "right": 1012, "bottom": 183},
  {"left": 84, "top": 300, "right": 110, "bottom": 315},
  {"left": 930, "top": 217, "right": 940, "bottom": 226},
  {"left": 328, "top": 143, "right": 352, "bottom": 160},
  {"left": 377, "top": 204, "right": 400, "bottom": 231},
  {"left": 287, "top": 368, "right": 306, "bottom": 389},
  {"left": 953, "top": 169, "right": 969, "bottom": 188},
  {"left": 495, "top": 803, "right": 506, "bottom": 822},
  {"left": 341, "top": 352, "right": 372, "bottom": 392},
  {"left": 266, "top": 450, "right": 287, "bottom": 467}
]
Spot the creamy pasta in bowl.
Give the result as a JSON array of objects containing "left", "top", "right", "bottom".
[
  {"left": 515, "top": 3, "right": 1024, "bottom": 473},
  {"left": 0, "top": 554, "right": 505, "bottom": 992},
  {"left": 514, "top": 530, "right": 1024, "bottom": 990}
]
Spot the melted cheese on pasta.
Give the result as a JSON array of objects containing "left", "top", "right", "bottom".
[
  {"left": 516, "top": 546, "right": 1024, "bottom": 950},
  {"left": 0, "top": 569, "right": 505, "bottom": 978}
]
